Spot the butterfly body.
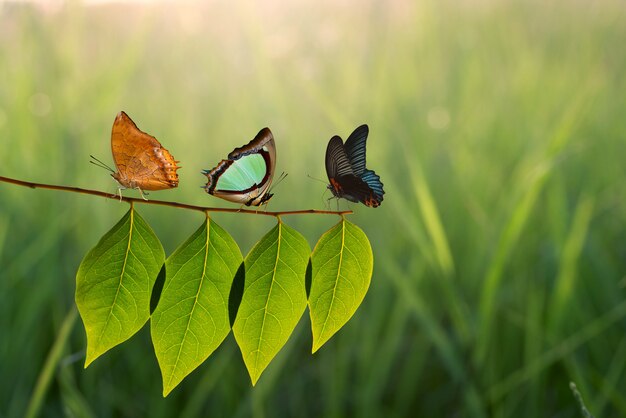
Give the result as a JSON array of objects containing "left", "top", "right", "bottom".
[
  {"left": 325, "top": 124, "right": 384, "bottom": 208},
  {"left": 110, "top": 111, "right": 179, "bottom": 193},
  {"left": 203, "top": 127, "right": 276, "bottom": 206}
]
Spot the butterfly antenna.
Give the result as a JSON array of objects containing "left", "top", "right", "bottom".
[
  {"left": 307, "top": 174, "right": 328, "bottom": 185},
  {"left": 276, "top": 171, "right": 288, "bottom": 186},
  {"left": 268, "top": 171, "right": 288, "bottom": 193},
  {"left": 89, "top": 155, "right": 115, "bottom": 173}
]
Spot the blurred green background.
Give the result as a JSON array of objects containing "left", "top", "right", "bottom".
[{"left": 1, "top": 0, "right": 626, "bottom": 416}]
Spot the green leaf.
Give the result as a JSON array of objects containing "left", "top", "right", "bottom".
[
  {"left": 233, "top": 220, "right": 310, "bottom": 385},
  {"left": 151, "top": 216, "right": 242, "bottom": 396},
  {"left": 75, "top": 207, "right": 165, "bottom": 367},
  {"left": 309, "top": 219, "right": 373, "bottom": 353}
]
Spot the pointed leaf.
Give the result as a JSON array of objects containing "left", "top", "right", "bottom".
[
  {"left": 233, "top": 221, "right": 310, "bottom": 385},
  {"left": 150, "top": 216, "right": 242, "bottom": 396},
  {"left": 309, "top": 219, "right": 373, "bottom": 352},
  {"left": 76, "top": 207, "right": 165, "bottom": 366}
]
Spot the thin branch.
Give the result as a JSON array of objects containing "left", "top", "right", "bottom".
[{"left": 0, "top": 175, "right": 352, "bottom": 217}]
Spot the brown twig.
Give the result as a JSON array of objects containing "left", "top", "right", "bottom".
[{"left": 0, "top": 175, "right": 352, "bottom": 217}]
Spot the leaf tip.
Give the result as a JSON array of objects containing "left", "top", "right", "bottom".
[
  {"left": 84, "top": 349, "right": 99, "bottom": 368},
  {"left": 311, "top": 339, "right": 325, "bottom": 354}
]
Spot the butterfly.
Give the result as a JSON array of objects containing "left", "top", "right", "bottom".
[
  {"left": 92, "top": 111, "right": 180, "bottom": 200},
  {"left": 202, "top": 127, "right": 276, "bottom": 206},
  {"left": 325, "top": 124, "right": 384, "bottom": 207}
]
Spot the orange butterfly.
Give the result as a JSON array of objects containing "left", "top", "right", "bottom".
[{"left": 92, "top": 111, "right": 180, "bottom": 200}]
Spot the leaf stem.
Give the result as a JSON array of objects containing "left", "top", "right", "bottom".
[
  {"left": 0, "top": 175, "right": 352, "bottom": 217},
  {"left": 25, "top": 307, "right": 79, "bottom": 418}
]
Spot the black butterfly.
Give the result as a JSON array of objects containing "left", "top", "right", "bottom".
[{"left": 325, "top": 124, "right": 384, "bottom": 208}]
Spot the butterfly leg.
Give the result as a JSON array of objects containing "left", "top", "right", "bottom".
[
  {"left": 325, "top": 196, "right": 335, "bottom": 210},
  {"left": 136, "top": 187, "right": 149, "bottom": 201},
  {"left": 117, "top": 187, "right": 124, "bottom": 202}
]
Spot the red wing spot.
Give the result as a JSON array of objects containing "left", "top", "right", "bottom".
[
  {"left": 330, "top": 178, "right": 342, "bottom": 192},
  {"left": 364, "top": 194, "right": 380, "bottom": 208}
]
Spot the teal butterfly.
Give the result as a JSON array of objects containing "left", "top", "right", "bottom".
[{"left": 202, "top": 127, "right": 276, "bottom": 206}]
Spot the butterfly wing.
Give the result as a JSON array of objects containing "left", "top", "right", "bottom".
[
  {"left": 360, "top": 169, "right": 384, "bottom": 207},
  {"left": 203, "top": 128, "right": 276, "bottom": 206},
  {"left": 326, "top": 135, "right": 359, "bottom": 200},
  {"left": 330, "top": 175, "right": 373, "bottom": 203},
  {"left": 111, "top": 111, "right": 179, "bottom": 191},
  {"left": 343, "top": 124, "right": 369, "bottom": 176},
  {"left": 229, "top": 127, "right": 275, "bottom": 165},
  {"left": 344, "top": 124, "right": 384, "bottom": 206},
  {"left": 325, "top": 135, "right": 354, "bottom": 180}
]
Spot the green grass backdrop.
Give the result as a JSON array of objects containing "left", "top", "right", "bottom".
[{"left": 1, "top": 0, "right": 626, "bottom": 416}]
